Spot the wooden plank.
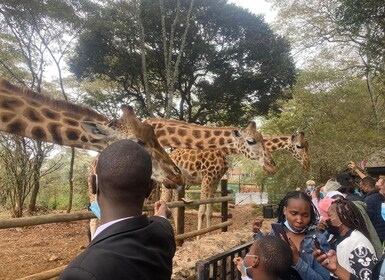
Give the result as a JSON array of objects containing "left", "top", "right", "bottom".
[{"left": 0, "top": 196, "right": 233, "bottom": 229}]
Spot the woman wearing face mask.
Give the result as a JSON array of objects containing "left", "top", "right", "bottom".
[
  {"left": 254, "top": 191, "right": 330, "bottom": 280},
  {"left": 314, "top": 198, "right": 378, "bottom": 280}
]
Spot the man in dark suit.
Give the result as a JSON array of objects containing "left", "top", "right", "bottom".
[{"left": 60, "top": 139, "right": 176, "bottom": 280}]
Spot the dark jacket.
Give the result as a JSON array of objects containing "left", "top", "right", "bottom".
[
  {"left": 363, "top": 189, "right": 385, "bottom": 242},
  {"left": 59, "top": 215, "right": 176, "bottom": 280}
]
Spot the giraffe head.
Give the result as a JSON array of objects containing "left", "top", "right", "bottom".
[
  {"left": 291, "top": 131, "right": 310, "bottom": 171},
  {"left": 81, "top": 105, "right": 184, "bottom": 189},
  {"left": 234, "top": 121, "right": 276, "bottom": 174},
  {"left": 0, "top": 78, "right": 184, "bottom": 190}
]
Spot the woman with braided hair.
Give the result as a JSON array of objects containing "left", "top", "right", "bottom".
[
  {"left": 314, "top": 198, "right": 378, "bottom": 280},
  {"left": 253, "top": 191, "right": 330, "bottom": 280}
]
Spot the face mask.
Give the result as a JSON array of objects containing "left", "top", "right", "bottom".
[
  {"left": 242, "top": 254, "right": 257, "bottom": 277},
  {"left": 319, "top": 192, "right": 325, "bottom": 199},
  {"left": 90, "top": 174, "right": 101, "bottom": 219},
  {"left": 284, "top": 220, "right": 307, "bottom": 234},
  {"left": 90, "top": 201, "right": 101, "bottom": 219},
  {"left": 306, "top": 186, "right": 315, "bottom": 193},
  {"left": 381, "top": 203, "right": 385, "bottom": 221},
  {"left": 325, "top": 219, "right": 340, "bottom": 235}
]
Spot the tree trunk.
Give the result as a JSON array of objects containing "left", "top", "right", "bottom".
[
  {"left": 28, "top": 140, "right": 44, "bottom": 213},
  {"left": 67, "top": 147, "right": 75, "bottom": 213}
]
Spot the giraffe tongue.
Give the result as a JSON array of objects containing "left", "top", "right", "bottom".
[{"left": 181, "top": 198, "right": 194, "bottom": 204}]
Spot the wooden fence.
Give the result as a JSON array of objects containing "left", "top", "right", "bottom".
[{"left": 0, "top": 179, "right": 233, "bottom": 280}]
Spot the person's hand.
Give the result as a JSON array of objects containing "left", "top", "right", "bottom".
[
  {"left": 154, "top": 200, "right": 171, "bottom": 219},
  {"left": 316, "top": 220, "right": 328, "bottom": 233},
  {"left": 314, "top": 249, "right": 338, "bottom": 273},
  {"left": 233, "top": 257, "right": 246, "bottom": 277},
  {"left": 252, "top": 216, "right": 264, "bottom": 233},
  {"left": 287, "top": 237, "right": 300, "bottom": 264},
  {"left": 348, "top": 160, "right": 358, "bottom": 171}
]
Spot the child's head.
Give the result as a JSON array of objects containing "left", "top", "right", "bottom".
[
  {"left": 244, "top": 236, "right": 293, "bottom": 279},
  {"left": 277, "top": 191, "right": 319, "bottom": 230}
]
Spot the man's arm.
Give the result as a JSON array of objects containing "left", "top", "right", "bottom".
[{"left": 348, "top": 161, "right": 366, "bottom": 179}]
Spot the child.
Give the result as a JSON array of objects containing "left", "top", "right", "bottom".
[
  {"left": 254, "top": 190, "right": 330, "bottom": 280},
  {"left": 234, "top": 236, "right": 293, "bottom": 280}
]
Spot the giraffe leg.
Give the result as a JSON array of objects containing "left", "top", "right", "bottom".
[
  {"left": 197, "top": 203, "right": 207, "bottom": 232},
  {"left": 206, "top": 180, "right": 220, "bottom": 228}
]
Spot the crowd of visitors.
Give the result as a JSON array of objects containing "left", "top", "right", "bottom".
[{"left": 60, "top": 142, "right": 385, "bottom": 280}]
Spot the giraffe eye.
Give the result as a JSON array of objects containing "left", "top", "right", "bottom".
[{"left": 247, "top": 139, "right": 257, "bottom": 145}]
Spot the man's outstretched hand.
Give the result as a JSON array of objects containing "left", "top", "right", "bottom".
[{"left": 154, "top": 200, "right": 172, "bottom": 219}]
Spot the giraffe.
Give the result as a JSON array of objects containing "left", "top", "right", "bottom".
[
  {"left": 0, "top": 78, "right": 184, "bottom": 196},
  {"left": 162, "top": 131, "right": 310, "bottom": 231},
  {"left": 145, "top": 118, "right": 277, "bottom": 174}
]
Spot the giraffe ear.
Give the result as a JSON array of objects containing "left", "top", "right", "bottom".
[{"left": 80, "top": 121, "right": 116, "bottom": 140}]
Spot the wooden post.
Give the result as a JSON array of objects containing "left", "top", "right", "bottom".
[
  {"left": 221, "top": 179, "right": 229, "bottom": 232},
  {"left": 175, "top": 188, "right": 185, "bottom": 246}
]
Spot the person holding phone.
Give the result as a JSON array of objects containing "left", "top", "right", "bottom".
[
  {"left": 253, "top": 191, "right": 330, "bottom": 280},
  {"left": 314, "top": 198, "right": 378, "bottom": 280}
]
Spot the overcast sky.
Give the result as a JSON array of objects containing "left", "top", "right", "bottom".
[{"left": 228, "top": 0, "right": 276, "bottom": 23}]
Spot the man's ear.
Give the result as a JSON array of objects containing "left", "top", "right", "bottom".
[
  {"left": 145, "top": 180, "right": 155, "bottom": 198},
  {"left": 251, "top": 255, "right": 260, "bottom": 268},
  {"left": 90, "top": 175, "right": 97, "bottom": 194}
]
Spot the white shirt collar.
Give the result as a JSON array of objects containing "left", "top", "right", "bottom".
[{"left": 92, "top": 216, "right": 133, "bottom": 240}]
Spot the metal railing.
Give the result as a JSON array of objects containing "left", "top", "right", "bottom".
[{"left": 196, "top": 240, "right": 253, "bottom": 280}]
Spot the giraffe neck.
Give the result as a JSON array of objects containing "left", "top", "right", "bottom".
[
  {"left": 264, "top": 136, "right": 305, "bottom": 164},
  {"left": 264, "top": 136, "right": 291, "bottom": 152},
  {"left": 146, "top": 118, "right": 237, "bottom": 149},
  {"left": 0, "top": 78, "right": 109, "bottom": 151}
]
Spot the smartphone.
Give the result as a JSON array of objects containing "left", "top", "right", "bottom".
[
  {"left": 271, "top": 223, "right": 290, "bottom": 244},
  {"left": 312, "top": 234, "right": 326, "bottom": 254}
]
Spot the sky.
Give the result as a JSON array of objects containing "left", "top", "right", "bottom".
[{"left": 228, "top": 0, "right": 276, "bottom": 23}]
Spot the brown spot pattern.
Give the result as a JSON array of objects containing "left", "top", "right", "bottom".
[
  {"left": 24, "top": 108, "right": 43, "bottom": 123},
  {"left": 48, "top": 123, "right": 63, "bottom": 144},
  {"left": 42, "top": 108, "right": 59, "bottom": 120},
  {"left": 31, "top": 127, "right": 47, "bottom": 140}
]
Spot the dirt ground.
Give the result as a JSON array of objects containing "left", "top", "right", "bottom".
[{"left": 0, "top": 205, "right": 259, "bottom": 280}]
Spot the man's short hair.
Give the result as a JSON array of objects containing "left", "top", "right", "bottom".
[
  {"left": 96, "top": 139, "right": 152, "bottom": 201},
  {"left": 361, "top": 176, "right": 376, "bottom": 189},
  {"left": 252, "top": 236, "right": 292, "bottom": 277}
]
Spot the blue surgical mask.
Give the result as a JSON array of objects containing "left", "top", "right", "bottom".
[
  {"left": 284, "top": 220, "right": 307, "bottom": 234},
  {"left": 242, "top": 254, "right": 257, "bottom": 277},
  {"left": 90, "top": 174, "right": 101, "bottom": 219},
  {"left": 90, "top": 201, "right": 101, "bottom": 219},
  {"left": 381, "top": 203, "right": 385, "bottom": 221}
]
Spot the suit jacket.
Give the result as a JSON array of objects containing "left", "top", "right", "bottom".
[{"left": 59, "top": 215, "right": 176, "bottom": 280}]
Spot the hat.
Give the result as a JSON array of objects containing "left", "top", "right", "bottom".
[
  {"left": 323, "top": 179, "right": 341, "bottom": 194},
  {"left": 318, "top": 197, "right": 335, "bottom": 220},
  {"left": 326, "top": 191, "right": 345, "bottom": 199}
]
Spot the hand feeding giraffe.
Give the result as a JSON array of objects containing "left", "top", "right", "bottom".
[
  {"left": 0, "top": 78, "right": 184, "bottom": 213},
  {"left": 162, "top": 131, "right": 310, "bottom": 232}
]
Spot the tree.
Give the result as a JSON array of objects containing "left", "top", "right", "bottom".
[
  {"left": 70, "top": 0, "right": 296, "bottom": 125},
  {"left": 0, "top": 0, "right": 93, "bottom": 214},
  {"left": 261, "top": 67, "right": 385, "bottom": 191},
  {"left": 268, "top": 0, "right": 385, "bottom": 131}
]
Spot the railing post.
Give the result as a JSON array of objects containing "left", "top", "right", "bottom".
[
  {"left": 221, "top": 179, "right": 228, "bottom": 232},
  {"left": 175, "top": 188, "right": 185, "bottom": 246}
]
